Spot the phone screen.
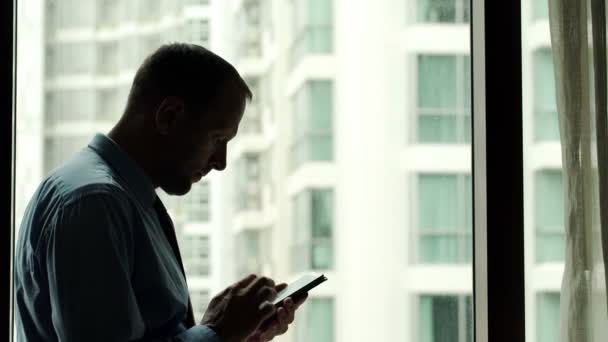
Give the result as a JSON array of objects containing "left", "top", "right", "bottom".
[{"left": 272, "top": 273, "right": 327, "bottom": 306}]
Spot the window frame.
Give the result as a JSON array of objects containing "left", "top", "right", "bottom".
[
  {"left": 472, "top": 0, "right": 526, "bottom": 341},
  {"left": 2, "top": 1, "right": 15, "bottom": 340}
]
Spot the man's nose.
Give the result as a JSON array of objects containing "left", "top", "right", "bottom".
[{"left": 209, "top": 143, "right": 227, "bottom": 171}]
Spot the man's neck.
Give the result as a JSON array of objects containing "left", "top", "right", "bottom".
[{"left": 108, "top": 122, "right": 161, "bottom": 188}]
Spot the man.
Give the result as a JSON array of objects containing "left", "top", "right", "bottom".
[{"left": 14, "top": 43, "right": 306, "bottom": 341}]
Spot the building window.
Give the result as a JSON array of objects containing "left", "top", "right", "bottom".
[
  {"left": 292, "top": 189, "right": 333, "bottom": 272},
  {"left": 416, "top": 55, "right": 471, "bottom": 143},
  {"left": 238, "top": 0, "right": 262, "bottom": 58},
  {"left": 533, "top": 49, "right": 559, "bottom": 142},
  {"left": 119, "top": 36, "right": 139, "bottom": 71},
  {"left": 185, "top": 0, "right": 210, "bottom": 5},
  {"left": 235, "top": 229, "right": 272, "bottom": 277},
  {"left": 291, "top": 80, "right": 333, "bottom": 170},
  {"left": 53, "top": 0, "right": 96, "bottom": 30},
  {"left": 291, "top": 0, "right": 333, "bottom": 66},
  {"left": 47, "top": 41, "right": 96, "bottom": 77},
  {"left": 241, "top": 77, "right": 262, "bottom": 134},
  {"left": 536, "top": 293, "right": 560, "bottom": 342},
  {"left": 185, "top": 19, "right": 210, "bottom": 47},
  {"left": 190, "top": 289, "right": 210, "bottom": 321},
  {"left": 97, "top": 0, "right": 120, "bottom": 27},
  {"left": 97, "top": 88, "right": 121, "bottom": 122},
  {"left": 97, "top": 41, "right": 120, "bottom": 75},
  {"left": 417, "top": 174, "right": 472, "bottom": 264},
  {"left": 416, "top": 0, "right": 470, "bottom": 23},
  {"left": 535, "top": 170, "right": 565, "bottom": 263},
  {"left": 182, "top": 235, "right": 211, "bottom": 276},
  {"left": 44, "top": 136, "right": 91, "bottom": 173},
  {"left": 138, "top": 0, "right": 160, "bottom": 22},
  {"left": 419, "top": 295, "right": 472, "bottom": 342},
  {"left": 295, "top": 298, "right": 334, "bottom": 342},
  {"left": 235, "top": 153, "right": 262, "bottom": 212},
  {"left": 45, "top": 89, "right": 96, "bottom": 125},
  {"left": 183, "top": 181, "right": 211, "bottom": 222},
  {"left": 533, "top": 0, "right": 549, "bottom": 20}
]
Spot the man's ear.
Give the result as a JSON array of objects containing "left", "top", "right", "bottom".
[{"left": 154, "top": 96, "right": 186, "bottom": 135}]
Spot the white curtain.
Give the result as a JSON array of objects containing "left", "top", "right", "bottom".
[{"left": 549, "top": 0, "right": 608, "bottom": 341}]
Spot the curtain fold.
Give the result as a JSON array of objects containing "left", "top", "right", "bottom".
[{"left": 548, "top": 0, "right": 608, "bottom": 341}]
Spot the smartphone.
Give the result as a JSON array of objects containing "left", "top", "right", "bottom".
[{"left": 272, "top": 273, "right": 328, "bottom": 306}]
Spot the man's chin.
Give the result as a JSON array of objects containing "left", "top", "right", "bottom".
[{"left": 160, "top": 180, "right": 192, "bottom": 196}]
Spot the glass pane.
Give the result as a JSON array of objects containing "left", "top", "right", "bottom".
[
  {"left": 523, "top": 0, "right": 566, "bottom": 339},
  {"left": 537, "top": 293, "right": 561, "bottom": 342},
  {"left": 419, "top": 235, "right": 459, "bottom": 263},
  {"left": 532, "top": 0, "right": 549, "bottom": 20},
  {"left": 418, "top": 56, "right": 457, "bottom": 108},
  {"left": 417, "top": 0, "right": 457, "bottom": 23},
  {"left": 419, "top": 175, "right": 458, "bottom": 232},
  {"left": 417, "top": 54, "right": 470, "bottom": 144},
  {"left": 418, "top": 114, "right": 459, "bottom": 142},
  {"left": 15, "top": 0, "right": 472, "bottom": 340},
  {"left": 419, "top": 296, "right": 460, "bottom": 342},
  {"left": 533, "top": 49, "right": 559, "bottom": 141}
]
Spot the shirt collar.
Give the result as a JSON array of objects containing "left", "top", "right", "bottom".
[{"left": 88, "top": 133, "right": 157, "bottom": 207}]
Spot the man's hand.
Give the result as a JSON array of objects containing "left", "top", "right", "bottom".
[
  {"left": 245, "top": 283, "right": 308, "bottom": 342},
  {"left": 201, "top": 274, "right": 278, "bottom": 342}
]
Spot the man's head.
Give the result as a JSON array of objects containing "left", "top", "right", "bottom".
[{"left": 115, "top": 43, "right": 252, "bottom": 196}]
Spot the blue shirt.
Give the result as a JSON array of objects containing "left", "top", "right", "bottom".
[{"left": 14, "top": 133, "right": 222, "bottom": 342}]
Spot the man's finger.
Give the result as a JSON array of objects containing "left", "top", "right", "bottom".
[
  {"left": 256, "top": 286, "right": 278, "bottom": 304},
  {"left": 235, "top": 274, "right": 258, "bottom": 290},
  {"left": 258, "top": 301, "right": 277, "bottom": 321},
  {"left": 277, "top": 307, "right": 288, "bottom": 325},
  {"left": 246, "top": 276, "right": 275, "bottom": 294},
  {"left": 292, "top": 292, "right": 308, "bottom": 307},
  {"left": 274, "top": 283, "right": 288, "bottom": 292},
  {"left": 284, "top": 299, "right": 296, "bottom": 323}
]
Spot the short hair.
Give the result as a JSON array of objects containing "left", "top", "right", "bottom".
[{"left": 126, "top": 43, "right": 252, "bottom": 115}]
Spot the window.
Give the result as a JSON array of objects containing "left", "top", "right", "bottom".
[
  {"left": 234, "top": 230, "right": 272, "bottom": 277},
  {"left": 97, "top": 0, "right": 121, "bottom": 27},
  {"left": 295, "top": 298, "right": 334, "bottom": 342},
  {"left": 536, "top": 293, "right": 560, "bottom": 342},
  {"left": 185, "top": 19, "right": 210, "bottom": 47},
  {"left": 185, "top": 0, "right": 210, "bottom": 5},
  {"left": 291, "top": 0, "right": 333, "bottom": 66},
  {"left": 97, "top": 88, "right": 120, "bottom": 122},
  {"left": 419, "top": 295, "right": 472, "bottom": 342},
  {"left": 241, "top": 77, "right": 262, "bottom": 134},
  {"left": 532, "top": 0, "right": 549, "bottom": 21},
  {"left": 416, "top": 0, "right": 470, "bottom": 23},
  {"left": 183, "top": 181, "right": 211, "bottom": 222},
  {"left": 234, "top": 153, "right": 262, "bottom": 212},
  {"left": 182, "top": 235, "right": 211, "bottom": 277},
  {"left": 138, "top": 0, "right": 160, "bottom": 22},
  {"left": 291, "top": 80, "right": 333, "bottom": 169},
  {"left": 45, "top": 89, "right": 96, "bottom": 125},
  {"left": 119, "top": 36, "right": 139, "bottom": 71},
  {"left": 52, "top": 0, "right": 96, "bottom": 30},
  {"left": 97, "top": 41, "right": 120, "bottom": 75},
  {"left": 417, "top": 55, "right": 471, "bottom": 143},
  {"left": 533, "top": 49, "right": 559, "bottom": 142},
  {"left": 239, "top": 0, "right": 262, "bottom": 57},
  {"left": 292, "top": 189, "right": 333, "bottom": 272},
  {"left": 47, "top": 41, "right": 96, "bottom": 77},
  {"left": 417, "top": 174, "right": 472, "bottom": 264},
  {"left": 535, "top": 170, "right": 565, "bottom": 263}
]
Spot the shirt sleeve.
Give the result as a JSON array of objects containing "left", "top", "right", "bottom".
[{"left": 46, "top": 189, "right": 223, "bottom": 342}]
